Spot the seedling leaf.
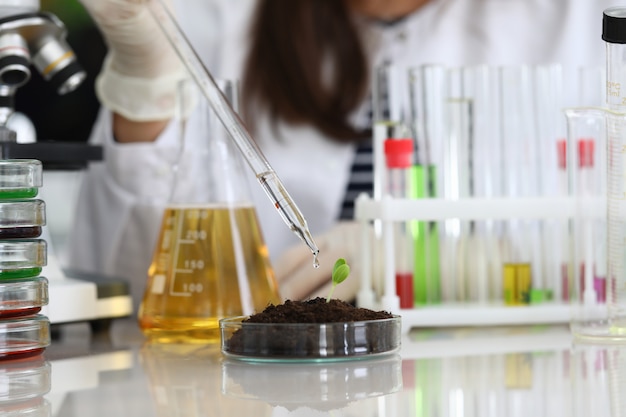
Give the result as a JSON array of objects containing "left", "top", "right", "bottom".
[
  {"left": 333, "top": 264, "right": 350, "bottom": 285},
  {"left": 327, "top": 258, "right": 351, "bottom": 302}
]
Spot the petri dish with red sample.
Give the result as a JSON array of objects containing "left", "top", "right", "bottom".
[
  {"left": 0, "top": 276, "right": 48, "bottom": 318},
  {"left": 0, "top": 315, "right": 50, "bottom": 360}
]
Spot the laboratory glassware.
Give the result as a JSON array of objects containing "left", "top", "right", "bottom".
[
  {"left": 138, "top": 80, "right": 282, "bottom": 344},
  {"left": 443, "top": 69, "right": 474, "bottom": 303},
  {"left": 0, "top": 276, "right": 47, "bottom": 318},
  {"left": 0, "top": 159, "right": 50, "bottom": 359},
  {"left": 499, "top": 66, "right": 539, "bottom": 306},
  {"left": 604, "top": 7, "right": 626, "bottom": 337},
  {"left": 220, "top": 314, "right": 402, "bottom": 361},
  {"left": 566, "top": 107, "right": 611, "bottom": 339},
  {"left": 532, "top": 65, "right": 567, "bottom": 303},
  {"left": 461, "top": 65, "right": 505, "bottom": 303},
  {"left": 407, "top": 65, "right": 442, "bottom": 305},
  {"left": 567, "top": 7, "right": 626, "bottom": 340},
  {"left": 384, "top": 137, "right": 414, "bottom": 308},
  {"left": 370, "top": 63, "right": 412, "bottom": 304},
  {"left": 146, "top": 0, "right": 318, "bottom": 266},
  {"left": 373, "top": 63, "right": 413, "bottom": 201},
  {"left": 0, "top": 315, "right": 49, "bottom": 360}
]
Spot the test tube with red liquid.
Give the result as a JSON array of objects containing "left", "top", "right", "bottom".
[{"left": 384, "top": 138, "right": 415, "bottom": 309}]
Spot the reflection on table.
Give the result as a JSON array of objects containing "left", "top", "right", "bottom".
[{"left": 8, "top": 319, "right": 626, "bottom": 416}]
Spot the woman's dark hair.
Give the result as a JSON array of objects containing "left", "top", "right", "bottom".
[{"left": 242, "top": 0, "right": 370, "bottom": 143}]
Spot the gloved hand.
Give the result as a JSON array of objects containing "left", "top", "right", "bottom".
[
  {"left": 274, "top": 221, "right": 368, "bottom": 302},
  {"left": 79, "top": 0, "right": 188, "bottom": 121}
]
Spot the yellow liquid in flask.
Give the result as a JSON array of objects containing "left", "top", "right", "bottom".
[{"left": 138, "top": 204, "right": 281, "bottom": 343}]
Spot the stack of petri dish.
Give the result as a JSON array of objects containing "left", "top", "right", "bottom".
[{"left": 0, "top": 160, "right": 50, "bottom": 361}]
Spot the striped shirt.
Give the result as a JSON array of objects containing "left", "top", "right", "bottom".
[{"left": 339, "top": 136, "right": 374, "bottom": 220}]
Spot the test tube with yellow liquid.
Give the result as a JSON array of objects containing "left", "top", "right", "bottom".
[
  {"left": 503, "top": 262, "right": 532, "bottom": 306},
  {"left": 499, "top": 66, "right": 536, "bottom": 307},
  {"left": 138, "top": 80, "right": 281, "bottom": 344}
]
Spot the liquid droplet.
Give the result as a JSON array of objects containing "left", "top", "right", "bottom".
[{"left": 312, "top": 251, "right": 320, "bottom": 269}]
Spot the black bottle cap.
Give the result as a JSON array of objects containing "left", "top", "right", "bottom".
[{"left": 603, "top": 7, "right": 626, "bottom": 44}]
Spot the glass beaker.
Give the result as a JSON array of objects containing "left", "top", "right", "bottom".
[{"left": 137, "top": 80, "right": 282, "bottom": 344}]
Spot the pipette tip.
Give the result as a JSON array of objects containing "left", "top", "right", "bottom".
[{"left": 312, "top": 249, "right": 320, "bottom": 269}]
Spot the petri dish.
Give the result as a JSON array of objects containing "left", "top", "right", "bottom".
[
  {"left": 0, "top": 355, "right": 51, "bottom": 404},
  {"left": 220, "top": 315, "right": 402, "bottom": 362},
  {"left": 0, "top": 315, "right": 51, "bottom": 360},
  {"left": 0, "top": 239, "right": 46, "bottom": 279},
  {"left": 0, "top": 199, "right": 46, "bottom": 239},
  {"left": 0, "top": 160, "right": 42, "bottom": 199},
  {"left": 0, "top": 277, "right": 48, "bottom": 318}
]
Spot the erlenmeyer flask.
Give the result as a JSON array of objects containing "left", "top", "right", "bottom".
[{"left": 138, "top": 79, "right": 281, "bottom": 344}]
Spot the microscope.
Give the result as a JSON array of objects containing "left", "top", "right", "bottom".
[
  {"left": 0, "top": 0, "right": 132, "bottom": 329},
  {"left": 0, "top": 1, "right": 84, "bottom": 134}
]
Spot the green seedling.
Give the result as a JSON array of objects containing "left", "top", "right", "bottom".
[{"left": 326, "top": 258, "right": 350, "bottom": 303}]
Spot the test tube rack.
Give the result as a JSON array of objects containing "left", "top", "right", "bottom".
[{"left": 354, "top": 194, "right": 604, "bottom": 333}]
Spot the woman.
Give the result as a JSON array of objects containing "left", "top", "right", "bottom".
[{"left": 70, "top": 0, "right": 612, "bottom": 307}]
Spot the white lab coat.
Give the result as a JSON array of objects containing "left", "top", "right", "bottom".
[{"left": 66, "top": 0, "right": 615, "bottom": 306}]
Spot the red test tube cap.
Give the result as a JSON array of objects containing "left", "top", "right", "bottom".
[{"left": 384, "top": 138, "right": 414, "bottom": 168}]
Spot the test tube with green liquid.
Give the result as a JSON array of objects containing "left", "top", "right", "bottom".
[
  {"left": 408, "top": 65, "right": 445, "bottom": 305},
  {"left": 410, "top": 164, "right": 440, "bottom": 305}
]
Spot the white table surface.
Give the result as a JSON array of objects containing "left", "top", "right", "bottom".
[{"left": 5, "top": 317, "right": 624, "bottom": 417}]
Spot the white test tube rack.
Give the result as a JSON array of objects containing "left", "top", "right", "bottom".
[{"left": 354, "top": 193, "right": 604, "bottom": 333}]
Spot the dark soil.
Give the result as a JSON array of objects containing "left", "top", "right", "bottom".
[
  {"left": 223, "top": 298, "right": 398, "bottom": 359},
  {"left": 244, "top": 297, "right": 394, "bottom": 324}
]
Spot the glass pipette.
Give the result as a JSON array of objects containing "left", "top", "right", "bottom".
[{"left": 146, "top": 0, "right": 319, "bottom": 267}]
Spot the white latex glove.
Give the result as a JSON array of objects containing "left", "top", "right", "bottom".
[
  {"left": 79, "top": 0, "right": 188, "bottom": 121},
  {"left": 274, "top": 221, "right": 365, "bottom": 302}
]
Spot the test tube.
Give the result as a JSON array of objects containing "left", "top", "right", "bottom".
[
  {"left": 443, "top": 68, "right": 473, "bottom": 302},
  {"left": 532, "top": 64, "right": 564, "bottom": 303},
  {"left": 372, "top": 63, "right": 412, "bottom": 201},
  {"left": 577, "top": 138, "right": 600, "bottom": 306},
  {"left": 566, "top": 107, "right": 611, "bottom": 338},
  {"left": 384, "top": 138, "right": 414, "bottom": 308},
  {"left": 556, "top": 139, "right": 570, "bottom": 302},
  {"left": 461, "top": 65, "right": 502, "bottom": 303},
  {"left": 499, "top": 66, "right": 536, "bottom": 305},
  {"left": 408, "top": 64, "right": 444, "bottom": 305},
  {"left": 372, "top": 63, "right": 412, "bottom": 298},
  {"left": 451, "top": 66, "right": 520, "bottom": 305}
]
